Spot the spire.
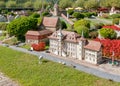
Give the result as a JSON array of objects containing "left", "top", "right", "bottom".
[
  {"left": 57, "top": 23, "right": 63, "bottom": 41},
  {"left": 81, "top": 30, "right": 84, "bottom": 38}
]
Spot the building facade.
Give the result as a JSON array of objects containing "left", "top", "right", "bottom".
[
  {"left": 49, "top": 30, "right": 102, "bottom": 64},
  {"left": 25, "top": 30, "right": 52, "bottom": 44}
]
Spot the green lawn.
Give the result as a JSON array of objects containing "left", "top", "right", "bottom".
[
  {"left": 20, "top": 44, "right": 31, "bottom": 50},
  {"left": 0, "top": 36, "right": 6, "bottom": 41},
  {"left": 0, "top": 46, "right": 120, "bottom": 86}
]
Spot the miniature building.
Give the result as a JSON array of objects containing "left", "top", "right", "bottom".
[
  {"left": 41, "top": 17, "right": 60, "bottom": 32},
  {"left": 48, "top": 30, "right": 102, "bottom": 64},
  {"left": 25, "top": 29, "right": 52, "bottom": 44}
]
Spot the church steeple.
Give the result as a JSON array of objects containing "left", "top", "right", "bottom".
[
  {"left": 81, "top": 30, "right": 84, "bottom": 38},
  {"left": 57, "top": 24, "right": 63, "bottom": 42}
]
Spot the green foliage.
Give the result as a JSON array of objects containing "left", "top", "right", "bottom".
[
  {"left": 75, "top": 26, "right": 89, "bottom": 38},
  {"left": 6, "top": 1, "right": 16, "bottom": 8},
  {"left": 110, "top": 14, "right": 120, "bottom": 19},
  {"left": 99, "top": 28, "right": 117, "bottom": 39},
  {"left": 94, "top": 23, "right": 104, "bottom": 29},
  {"left": 2, "top": 10, "right": 8, "bottom": 14},
  {"left": 21, "top": 44, "right": 31, "bottom": 50},
  {"left": 24, "top": 1, "right": 33, "bottom": 8},
  {"left": 72, "top": 0, "right": 85, "bottom": 8},
  {"left": 7, "top": 16, "right": 38, "bottom": 40},
  {"left": 0, "top": 22, "right": 8, "bottom": 30},
  {"left": 0, "top": 36, "right": 6, "bottom": 41},
  {"left": 112, "top": 18, "right": 120, "bottom": 25},
  {"left": 61, "top": 21, "right": 67, "bottom": 29},
  {"left": 82, "top": 12, "right": 97, "bottom": 18},
  {"left": 72, "top": 12, "right": 84, "bottom": 19},
  {"left": 59, "top": 0, "right": 72, "bottom": 9},
  {"left": 30, "top": 12, "right": 40, "bottom": 18},
  {"left": 74, "top": 19, "right": 90, "bottom": 28},
  {"left": 42, "top": 11, "right": 49, "bottom": 16},
  {"left": 100, "top": 0, "right": 120, "bottom": 7},
  {"left": 2, "top": 36, "right": 18, "bottom": 45},
  {"left": 84, "top": 0, "right": 98, "bottom": 9},
  {"left": 37, "top": 17, "right": 42, "bottom": 25},
  {"left": 34, "top": 0, "right": 48, "bottom": 10},
  {"left": 7, "top": 12, "right": 14, "bottom": 16},
  {"left": 0, "top": 46, "right": 119, "bottom": 86},
  {"left": 67, "top": 9, "right": 74, "bottom": 15},
  {"left": 89, "top": 31, "right": 98, "bottom": 39},
  {"left": 0, "top": 1, "right": 5, "bottom": 8}
]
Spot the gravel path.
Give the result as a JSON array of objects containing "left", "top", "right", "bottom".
[{"left": 0, "top": 73, "right": 19, "bottom": 86}]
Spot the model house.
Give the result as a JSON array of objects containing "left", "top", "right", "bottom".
[
  {"left": 48, "top": 29, "right": 102, "bottom": 64},
  {"left": 25, "top": 29, "right": 52, "bottom": 44},
  {"left": 41, "top": 17, "right": 60, "bottom": 32}
]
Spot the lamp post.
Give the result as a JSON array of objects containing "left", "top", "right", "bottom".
[
  {"left": 38, "top": 55, "right": 43, "bottom": 64},
  {"left": 112, "top": 51, "right": 115, "bottom": 66}
]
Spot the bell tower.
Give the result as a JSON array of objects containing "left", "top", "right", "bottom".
[
  {"left": 54, "top": 3, "right": 59, "bottom": 16},
  {"left": 57, "top": 26, "right": 63, "bottom": 56}
]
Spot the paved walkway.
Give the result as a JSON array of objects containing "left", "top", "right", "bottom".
[
  {"left": 7, "top": 45, "right": 120, "bottom": 82},
  {"left": 0, "top": 72, "right": 19, "bottom": 86}
]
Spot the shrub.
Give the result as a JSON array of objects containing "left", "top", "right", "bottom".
[
  {"left": 42, "top": 11, "right": 49, "bottom": 16},
  {"left": 0, "top": 22, "right": 7, "bottom": 30},
  {"left": 6, "top": 1, "right": 16, "bottom": 8},
  {"left": 75, "top": 26, "right": 89, "bottom": 38},
  {"left": 7, "top": 16, "right": 38, "bottom": 40},
  {"left": 99, "top": 28, "right": 117, "bottom": 39},
  {"left": 112, "top": 18, "right": 119, "bottom": 25},
  {"left": 7, "top": 12, "right": 14, "bottom": 16},
  {"left": 89, "top": 31, "right": 98, "bottom": 39},
  {"left": 0, "top": 1, "right": 5, "bottom": 8},
  {"left": 110, "top": 14, "right": 120, "bottom": 19},
  {"left": 30, "top": 13, "right": 40, "bottom": 18},
  {"left": 61, "top": 21, "right": 67, "bottom": 29},
  {"left": 72, "top": 12, "right": 84, "bottom": 19},
  {"left": 94, "top": 23, "right": 104, "bottom": 29},
  {"left": 2, "top": 36, "right": 18, "bottom": 45},
  {"left": 31, "top": 42, "right": 45, "bottom": 51},
  {"left": 37, "top": 17, "right": 42, "bottom": 25},
  {"left": 24, "top": 1, "right": 33, "bottom": 8},
  {"left": 74, "top": 19, "right": 90, "bottom": 28},
  {"left": 67, "top": 9, "right": 74, "bottom": 15},
  {"left": 82, "top": 12, "right": 97, "bottom": 18}
]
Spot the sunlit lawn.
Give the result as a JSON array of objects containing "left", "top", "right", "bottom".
[{"left": 0, "top": 46, "right": 119, "bottom": 86}]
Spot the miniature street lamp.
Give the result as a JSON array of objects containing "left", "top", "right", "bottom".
[
  {"left": 38, "top": 55, "right": 43, "bottom": 64},
  {"left": 112, "top": 51, "right": 115, "bottom": 66}
]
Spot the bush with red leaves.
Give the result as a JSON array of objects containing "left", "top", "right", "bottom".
[
  {"left": 31, "top": 42, "right": 45, "bottom": 51},
  {"left": 95, "top": 38, "right": 120, "bottom": 60}
]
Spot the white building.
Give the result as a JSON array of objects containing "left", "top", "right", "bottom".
[{"left": 48, "top": 29, "right": 102, "bottom": 64}]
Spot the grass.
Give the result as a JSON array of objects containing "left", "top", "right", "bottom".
[
  {"left": 0, "top": 46, "right": 120, "bottom": 86},
  {"left": 0, "top": 36, "right": 6, "bottom": 41},
  {"left": 20, "top": 44, "right": 31, "bottom": 50}
]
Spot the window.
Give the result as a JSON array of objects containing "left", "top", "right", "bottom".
[{"left": 89, "top": 58, "right": 91, "bottom": 61}]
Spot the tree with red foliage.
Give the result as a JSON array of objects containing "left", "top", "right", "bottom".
[
  {"left": 95, "top": 38, "right": 120, "bottom": 60},
  {"left": 31, "top": 42, "right": 46, "bottom": 51}
]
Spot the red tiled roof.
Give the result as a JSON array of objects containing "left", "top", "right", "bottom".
[
  {"left": 26, "top": 29, "right": 52, "bottom": 36},
  {"left": 103, "top": 25, "right": 120, "bottom": 31},
  {"left": 84, "top": 40, "right": 101, "bottom": 51},
  {"left": 42, "top": 17, "right": 59, "bottom": 27}
]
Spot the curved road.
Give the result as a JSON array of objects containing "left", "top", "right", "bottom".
[{"left": 7, "top": 45, "right": 120, "bottom": 82}]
